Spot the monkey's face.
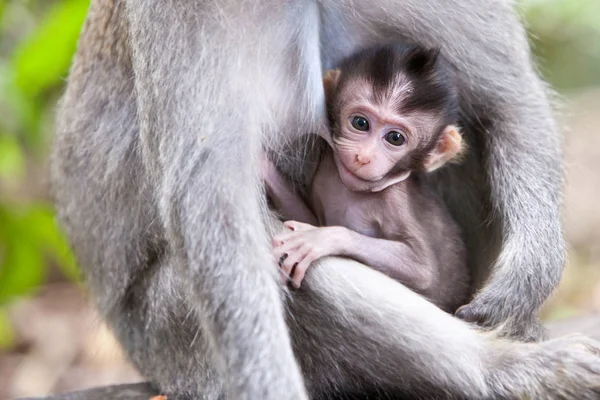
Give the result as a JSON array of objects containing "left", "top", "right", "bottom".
[{"left": 331, "top": 90, "right": 433, "bottom": 193}]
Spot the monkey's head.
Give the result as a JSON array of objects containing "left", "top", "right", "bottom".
[{"left": 321, "top": 44, "right": 464, "bottom": 193}]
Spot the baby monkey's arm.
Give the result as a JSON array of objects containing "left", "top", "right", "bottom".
[
  {"left": 273, "top": 221, "right": 432, "bottom": 290},
  {"left": 260, "top": 154, "right": 318, "bottom": 225}
]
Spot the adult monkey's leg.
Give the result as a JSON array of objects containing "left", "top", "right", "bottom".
[
  {"left": 52, "top": 0, "right": 325, "bottom": 398},
  {"left": 287, "top": 257, "right": 600, "bottom": 398},
  {"left": 319, "top": 0, "right": 563, "bottom": 341},
  {"left": 124, "top": 0, "right": 325, "bottom": 398}
]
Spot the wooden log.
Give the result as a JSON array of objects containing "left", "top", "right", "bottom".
[{"left": 19, "top": 314, "right": 600, "bottom": 400}]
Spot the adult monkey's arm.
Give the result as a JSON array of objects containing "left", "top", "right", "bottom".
[
  {"left": 123, "top": 1, "right": 318, "bottom": 398},
  {"left": 319, "top": 0, "right": 563, "bottom": 341}
]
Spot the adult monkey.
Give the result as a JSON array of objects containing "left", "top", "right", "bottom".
[{"left": 51, "top": 0, "right": 600, "bottom": 399}]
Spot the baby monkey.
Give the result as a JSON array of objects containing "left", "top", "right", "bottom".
[{"left": 263, "top": 44, "right": 470, "bottom": 312}]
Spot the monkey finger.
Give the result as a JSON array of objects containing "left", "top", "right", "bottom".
[
  {"left": 280, "top": 250, "right": 305, "bottom": 276},
  {"left": 290, "top": 253, "right": 316, "bottom": 290},
  {"left": 283, "top": 220, "right": 315, "bottom": 232},
  {"left": 272, "top": 238, "right": 305, "bottom": 259},
  {"left": 274, "top": 231, "right": 322, "bottom": 251},
  {"left": 272, "top": 254, "right": 291, "bottom": 286},
  {"left": 274, "top": 239, "right": 309, "bottom": 256},
  {"left": 272, "top": 233, "right": 296, "bottom": 246},
  {"left": 272, "top": 231, "right": 305, "bottom": 247},
  {"left": 283, "top": 220, "right": 301, "bottom": 231},
  {"left": 277, "top": 253, "right": 288, "bottom": 267}
]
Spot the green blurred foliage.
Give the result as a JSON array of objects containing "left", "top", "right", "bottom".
[
  {"left": 0, "top": 0, "right": 87, "bottom": 338},
  {"left": 522, "top": 0, "right": 600, "bottom": 90},
  {"left": 0, "top": 0, "right": 598, "bottom": 345}
]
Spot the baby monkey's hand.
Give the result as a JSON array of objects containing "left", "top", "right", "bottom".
[{"left": 272, "top": 221, "right": 348, "bottom": 289}]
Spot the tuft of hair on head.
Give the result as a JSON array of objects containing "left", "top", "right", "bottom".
[
  {"left": 393, "top": 44, "right": 459, "bottom": 126},
  {"left": 404, "top": 45, "right": 441, "bottom": 76},
  {"left": 334, "top": 42, "right": 459, "bottom": 126}
]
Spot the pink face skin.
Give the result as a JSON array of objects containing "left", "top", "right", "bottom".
[{"left": 323, "top": 78, "right": 440, "bottom": 193}]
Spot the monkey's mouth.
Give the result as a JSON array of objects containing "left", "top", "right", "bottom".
[
  {"left": 341, "top": 162, "right": 372, "bottom": 181},
  {"left": 333, "top": 154, "right": 384, "bottom": 192},
  {"left": 336, "top": 156, "right": 380, "bottom": 182}
]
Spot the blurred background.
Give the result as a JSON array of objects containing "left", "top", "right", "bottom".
[{"left": 0, "top": 0, "right": 599, "bottom": 398}]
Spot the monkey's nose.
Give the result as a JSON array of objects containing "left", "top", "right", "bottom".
[{"left": 356, "top": 153, "right": 371, "bottom": 165}]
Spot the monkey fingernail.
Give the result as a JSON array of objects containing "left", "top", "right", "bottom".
[
  {"left": 290, "top": 262, "right": 298, "bottom": 277},
  {"left": 278, "top": 253, "right": 288, "bottom": 266}
]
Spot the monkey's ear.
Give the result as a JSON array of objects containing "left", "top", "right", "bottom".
[
  {"left": 323, "top": 69, "right": 341, "bottom": 101},
  {"left": 424, "top": 125, "right": 463, "bottom": 172},
  {"left": 317, "top": 124, "right": 334, "bottom": 147}
]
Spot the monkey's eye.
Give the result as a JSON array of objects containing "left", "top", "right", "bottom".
[
  {"left": 350, "top": 116, "right": 370, "bottom": 131},
  {"left": 385, "top": 131, "right": 406, "bottom": 146}
]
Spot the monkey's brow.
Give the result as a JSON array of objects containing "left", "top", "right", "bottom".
[
  {"left": 341, "top": 101, "right": 413, "bottom": 131},
  {"left": 386, "top": 79, "right": 413, "bottom": 105}
]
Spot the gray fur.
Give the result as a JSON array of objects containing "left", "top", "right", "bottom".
[{"left": 50, "top": 0, "right": 600, "bottom": 399}]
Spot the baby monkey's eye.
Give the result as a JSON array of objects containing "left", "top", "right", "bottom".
[
  {"left": 385, "top": 131, "right": 406, "bottom": 146},
  {"left": 350, "top": 116, "right": 370, "bottom": 131}
]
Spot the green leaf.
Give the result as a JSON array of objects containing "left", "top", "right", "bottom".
[{"left": 13, "top": 0, "right": 89, "bottom": 98}]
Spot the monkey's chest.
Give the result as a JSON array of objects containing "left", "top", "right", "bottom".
[{"left": 310, "top": 160, "right": 390, "bottom": 238}]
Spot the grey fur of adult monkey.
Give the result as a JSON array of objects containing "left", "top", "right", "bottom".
[{"left": 50, "top": 0, "right": 600, "bottom": 399}]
